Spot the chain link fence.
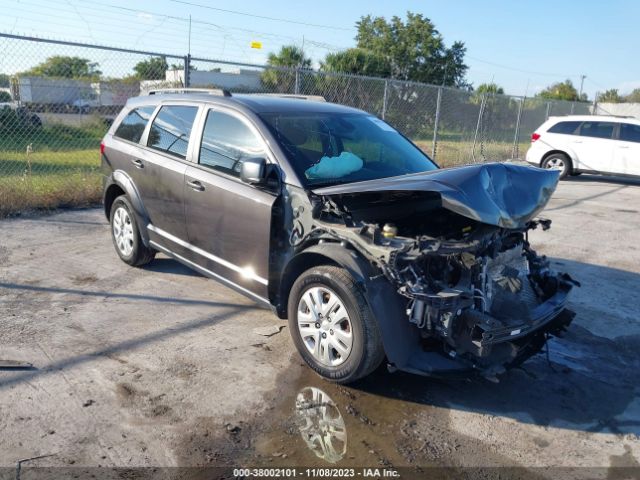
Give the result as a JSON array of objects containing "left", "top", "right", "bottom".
[{"left": 0, "top": 33, "right": 594, "bottom": 216}]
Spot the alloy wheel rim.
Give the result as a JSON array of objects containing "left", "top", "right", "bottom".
[
  {"left": 295, "top": 386, "right": 347, "bottom": 463},
  {"left": 297, "top": 286, "right": 353, "bottom": 367},
  {"left": 546, "top": 157, "right": 565, "bottom": 171},
  {"left": 112, "top": 207, "right": 134, "bottom": 257}
]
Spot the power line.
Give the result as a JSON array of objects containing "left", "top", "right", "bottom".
[
  {"left": 0, "top": 1, "right": 276, "bottom": 58},
  {"left": 466, "top": 55, "right": 581, "bottom": 79},
  {"left": 168, "top": 0, "right": 354, "bottom": 31},
  {"left": 31, "top": 0, "right": 304, "bottom": 43},
  {"left": 3, "top": 0, "right": 354, "bottom": 66},
  {"left": 586, "top": 77, "right": 609, "bottom": 90}
]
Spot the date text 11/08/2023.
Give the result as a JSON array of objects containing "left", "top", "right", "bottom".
[{"left": 233, "top": 468, "right": 400, "bottom": 477}]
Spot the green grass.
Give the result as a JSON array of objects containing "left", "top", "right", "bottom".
[
  {"left": 0, "top": 120, "right": 106, "bottom": 217},
  {"left": 0, "top": 148, "right": 101, "bottom": 217},
  {"left": 0, "top": 119, "right": 107, "bottom": 151},
  {"left": 413, "top": 139, "right": 530, "bottom": 167}
]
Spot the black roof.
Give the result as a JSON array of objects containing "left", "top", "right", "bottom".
[
  {"left": 128, "top": 92, "right": 364, "bottom": 115},
  {"left": 232, "top": 95, "right": 362, "bottom": 114}
]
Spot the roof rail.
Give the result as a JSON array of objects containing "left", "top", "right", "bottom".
[
  {"left": 552, "top": 113, "right": 635, "bottom": 119},
  {"left": 147, "top": 88, "right": 232, "bottom": 97},
  {"left": 247, "top": 93, "right": 326, "bottom": 102}
]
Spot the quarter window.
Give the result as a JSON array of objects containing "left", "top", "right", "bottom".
[
  {"left": 147, "top": 105, "right": 198, "bottom": 159},
  {"left": 547, "top": 121, "right": 581, "bottom": 135},
  {"left": 113, "top": 106, "right": 156, "bottom": 143},
  {"left": 579, "top": 121, "right": 615, "bottom": 140},
  {"left": 620, "top": 123, "right": 640, "bottom": 143},
  {"left": 199, "top": 110, "right": 266, "bottom": 177}
]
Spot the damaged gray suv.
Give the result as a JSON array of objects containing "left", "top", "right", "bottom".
[{"left": 101, "top": 89, "right": 578, "bottom": 383}]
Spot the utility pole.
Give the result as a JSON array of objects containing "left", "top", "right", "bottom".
[
  {"left": 187, "top": 14, "right": 191, "bottom": 55},
  {"left": 185, "top": 15, "right": 192, "bottom": 88},
  {"left": 579, "top": 74, "right": 586, "bottom": 101}
]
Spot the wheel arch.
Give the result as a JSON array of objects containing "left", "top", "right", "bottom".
[
  {"left": 274, "top": 242, "right": 377, "bottom": 319},
  {"left": 104, "top": 183, "right": 125, "bottom": 220},
  {"left": 278, "top": 241, "right": 425, "bottom": 372},
  {"left": 103, "top": 170, "right": 151, "bottom": 245}
]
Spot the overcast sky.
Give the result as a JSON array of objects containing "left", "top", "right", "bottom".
[{"left": 1, "top": 0, "right": 638, "bottom": 99}]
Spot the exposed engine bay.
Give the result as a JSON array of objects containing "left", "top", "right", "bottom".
[{"left": 298, "top": 164, "right": 579, "bottom": 378}]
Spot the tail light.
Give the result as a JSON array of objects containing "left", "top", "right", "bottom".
[
  {"left": 531, "top": 133, "right": 541, "bottom": 143},
  {"left": 100, "top": 141, "right": 105, "bottom": 155}
]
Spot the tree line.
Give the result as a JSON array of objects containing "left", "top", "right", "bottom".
[
  {"left": 262, "top": 14, "right": 593, "bottom": 102},
  {"left": 596, "top": 88, "right": 640, "bottom": 103}
]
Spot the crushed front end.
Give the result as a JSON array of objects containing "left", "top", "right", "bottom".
[
  {"left": 386, "top": 219, "right": 578, "bottom": 378},
  {"left": 307, "top": 163, "right": 579, "bottom": 379}
]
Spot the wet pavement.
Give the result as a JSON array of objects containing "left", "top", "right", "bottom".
[{"left": 175, "top": 321, "right": 640, "bottom": 477}]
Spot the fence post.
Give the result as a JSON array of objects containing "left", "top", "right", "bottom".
[
  {"left": 512, "top": 97, "right": 524, "bottom": 160},
  {"left": 294, "top": 68, "right": 300, "bottom": 94},
  {"left": 545, "top": 102, "right": 551, "bottom": 121},
  {"left": 381, "top": 79, "right": 389, "bottom": 120},
  {"left": 570, "top": 102, "right": 575, "bottom": 114},
  {"left": 472, "top": 94, "right": 487, "bottom": 163},
  {"left": 183, "top": 54, "right": 191, "bottom": 87},
  {"left": 432, "top": 86, "right": 442, "bottom": 159}
]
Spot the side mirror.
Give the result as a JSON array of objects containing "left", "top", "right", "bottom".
[{"left": 240, "top": 157, "right": 267, "bottom": 185}]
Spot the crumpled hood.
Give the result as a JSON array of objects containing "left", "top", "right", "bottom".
[{"left": 312, "top": 162, "right": 559, "bottom": 229}]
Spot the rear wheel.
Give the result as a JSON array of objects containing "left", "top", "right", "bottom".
[
  {"left": 288, "top": 266, "right": 384, "bottom": 384},
  {"left": 110, "top": 195, "right": 155, "bottom": 267},
  {"left": 541, "top": 153, "right": 571, "bottom": 179}
]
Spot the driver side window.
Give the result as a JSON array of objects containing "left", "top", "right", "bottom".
[{"left": 199, "top": 110, "right": 265, "bottom": 177}]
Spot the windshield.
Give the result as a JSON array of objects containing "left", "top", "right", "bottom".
[{"left": 259, "top": 112, "right": 438, "bottom": 187}]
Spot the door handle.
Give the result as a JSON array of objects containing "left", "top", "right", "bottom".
[
  {"left": 618, "top": 145, "right": 630, "bottom": 149},
  {"left": 571, "top": 140, "right": 583, "bottom": 144},
  {"left": 131, "top": 158, "right": 144, "bottom": 168},
  {"left": 187, "top": 179, "right": 205, "bottom": 192}
]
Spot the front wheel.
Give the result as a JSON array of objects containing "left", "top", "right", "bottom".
[
  {"left": 541, "top": 153, "right": 571, "bottom": 179},
  {"left": 288, "top": 266, "right": 385, "bottom": 384}
]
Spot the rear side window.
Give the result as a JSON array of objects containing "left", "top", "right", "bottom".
[
  {"left": 620, "top": 123, "right": 640, "bottom": 143},
  {"left": 199, "top": 110, "right": 265, "bottom": 177},
  {"left": 114, "top": 106, "right": 156, "bottom": 143},
  {"left": 547, "top": 121, "right": 581, "bottom": 135},
  {"left": 148, "top": 105, "right": 198, "bottom": 159},
  {"left": 579, "top": 121, "right": 615, "bottom": 139}
]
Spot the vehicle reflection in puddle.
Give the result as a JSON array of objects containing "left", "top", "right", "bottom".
[
  {"left": 294, "top": 386, "right": 347, "bottom": 464},
  {"left": 247, "top": 363, "right": 437, "bottom": 469}
]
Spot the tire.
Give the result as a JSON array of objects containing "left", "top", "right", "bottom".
[
  {"left": 541, "top": 153, "right": 571, "bottom": 179},
  {"left": 109, "top": 195, "right": 155, "bottom": 267},
  {"left": 288, "top": 265, "right": 385, "bottom": 384}
]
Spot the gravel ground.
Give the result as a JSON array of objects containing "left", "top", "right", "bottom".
[{"left": 1, "top": 175, "right": 639, "bottom": 478}]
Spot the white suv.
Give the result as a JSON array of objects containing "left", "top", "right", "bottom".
[{"left": 525, "top": 115, "right": 640, "bottom": 179}]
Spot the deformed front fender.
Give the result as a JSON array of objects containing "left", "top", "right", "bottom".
[
  {"left": 281, "top": 242, "right": 462, "bottom": 372},
  {"left": 103, "top": 170, "right": 151, "bottom": 245}
]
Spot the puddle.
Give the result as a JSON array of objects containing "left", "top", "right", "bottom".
[
  {"left": 174, "top": 325, "right": 640, "bottom": 475},
  {"left": 249, "top": 362, "right": 439, "bottom": 470},
  {"left": 176, "top": 359, "right": 550, "bottom": 477}
]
